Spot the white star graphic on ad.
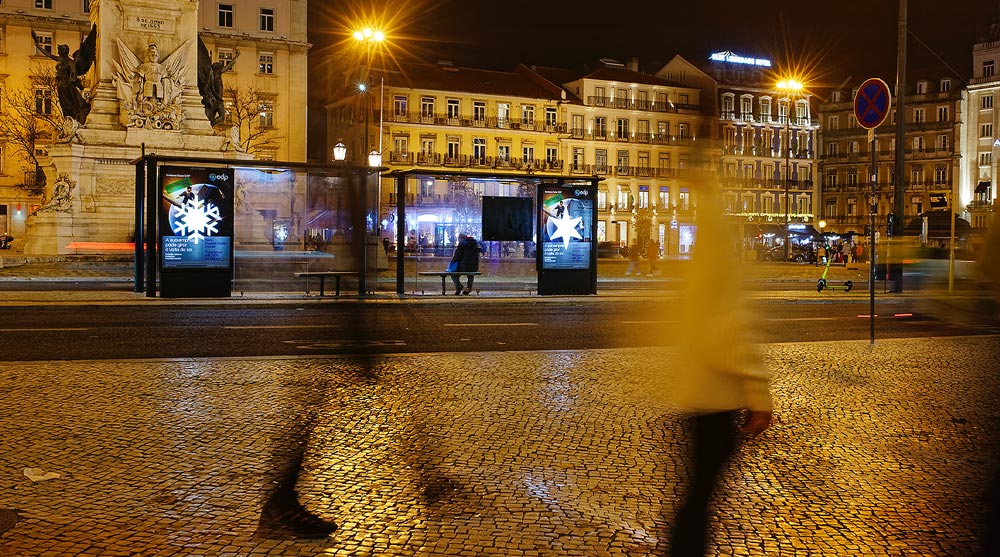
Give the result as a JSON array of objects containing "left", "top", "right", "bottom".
[{"left": 549, "top": 213, "right": 582, "bottom": 249}]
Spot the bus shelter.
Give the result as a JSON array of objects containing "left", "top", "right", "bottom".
[
  {"left": 132, "top": 155, "right": 381, "bottom": 298},
  {"left": 384, "top": 170, "right": 601, "bottom": 295}
]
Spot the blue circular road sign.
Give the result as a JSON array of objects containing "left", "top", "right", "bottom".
[{"left": 854, "top": 78, "right": 892, "bottom": 129}]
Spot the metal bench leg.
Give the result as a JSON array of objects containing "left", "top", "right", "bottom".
[
  {"left": 318, "top": 276, "right": 326, "bottom": 296},
  {"left": 440, "top": 276, "right": 446, "bottom": 295},
  {"left": 334, "top": 276, "right": 341, "bottom": 297}
]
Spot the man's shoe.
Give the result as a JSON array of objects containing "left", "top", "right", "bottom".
[
  {"left": 454, "top": 288, "right": 463, "bottom": 295},
  {"left": 462, "top": 289, "right": 471, "bottom": 295}
]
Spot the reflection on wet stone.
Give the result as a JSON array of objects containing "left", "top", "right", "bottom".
[{"left": 0, "top": 339, "right": 997, "bottom": 555}]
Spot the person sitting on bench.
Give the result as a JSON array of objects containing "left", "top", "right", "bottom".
[{"left": 450, "top": 233, "right": 480, "bottom": 295}]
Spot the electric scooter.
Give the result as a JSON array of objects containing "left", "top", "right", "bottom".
[{"left": 816, "top": 253, "right": 853, "bottom": 292}]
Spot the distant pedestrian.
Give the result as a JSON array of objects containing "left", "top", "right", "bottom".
[
  {"left": 625, "top": 241, "right": 641, "bottom": 275},
  {"left": 817, "top": 244, "right": 827, "bottom": 265},
  {"left": 646, "top": 239, "right": 660, "bottom": 276},
  {"left": 450, "top": 233, "right": 479, "bottom": 295}
]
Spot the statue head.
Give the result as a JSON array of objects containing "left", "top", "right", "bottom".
[
  {"left": 145, "top": 43, "right": 159, "bottom": 63},
  {"left": 57, "top": 44, "right": 70, "bottom": 57}
]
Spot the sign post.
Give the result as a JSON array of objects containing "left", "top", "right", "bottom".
[{"left": 854, "top": 78, "right": 891, "bottom": 345}]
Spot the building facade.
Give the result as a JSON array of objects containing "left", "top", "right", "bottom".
[
  {"left": 962, "top": 23, "right": 1000, "bottom": 236},
  {"left": 326, "top": 61, "right": 568, "bottom": 252},
  {"left": 696, "top": 51, "right": 819, "bottom": 253},
  {"left": 817, "top": 75, "right": 963, "bottom": 244},
  {"left": 0, "top": 0, "right": 308, "bottom": 241},
  {"left": 562, "top": 59, "right": 712, "bottom": 255},
  {"left": 327, "top": 58, "right": 717, "bottom": 257}
]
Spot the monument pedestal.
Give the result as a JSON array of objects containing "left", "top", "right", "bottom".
[{"left": 22, "top": 0, "right": 242, "bottom": 256}]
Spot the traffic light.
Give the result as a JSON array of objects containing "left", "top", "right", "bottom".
[
  {"left": 864, "top": 224, "right": 872, "bottom": 236},
  {"left": 886, "top": 213, "right": 894, "bottom": 236}
]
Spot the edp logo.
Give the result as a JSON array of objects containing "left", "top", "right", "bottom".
[{"left": 209, "top": 173, "right": 230, "bottom": 181}]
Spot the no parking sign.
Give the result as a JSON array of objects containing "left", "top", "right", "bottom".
[{"left": 854, "top": 78, "right": 891, "bottom": 129}]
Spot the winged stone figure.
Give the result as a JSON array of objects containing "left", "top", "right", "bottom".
[
  {"left": 114, "top": 39, "right": 191, "bottom": 129},
  {"left": 32, "top": 24, "right": 97, "bottom": 125},
  {"left": 197, "top": 37, "right": 240, "bottom": 126}
]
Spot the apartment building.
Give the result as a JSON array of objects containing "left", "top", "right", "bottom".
[
  {"left": 817, "top": 74, "right": 963, "bottom": 243},
  {"left": 561, "top": 58, "right": 711, "bottom": 254},
  {"left": 699, "top": 51, "right": 819, "bottom": 250},
  {"left": 963, "top": 23, "right": 1000, "bottom": 235},
  {"left": 325, "top": 61, "right": 568, "bottom": 250}
]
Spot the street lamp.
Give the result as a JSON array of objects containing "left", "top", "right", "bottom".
[
  {"left": 777, "top": 79, "right": 803, "bottom": 261},
  {"left": 332, "top": 141, "right": 347, "bottom": 162}
]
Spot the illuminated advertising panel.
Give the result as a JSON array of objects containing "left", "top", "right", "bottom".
[
  {"left": 540, "top": 184, "right": 594, "bottom": 270},
  {"left": 159, "top": 166, "right": 234, "bottom": 269}
]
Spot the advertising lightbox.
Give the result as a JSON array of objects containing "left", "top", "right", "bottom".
[
  {"left": 539, "top": 185, "right": 594, "bottom": 270},
  {"left": 158, "top": 166, "right": 234, "bottom": 297}
]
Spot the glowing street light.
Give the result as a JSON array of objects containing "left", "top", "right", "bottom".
[{"left": 777, "top": 78, "right": 805, "bottom": 261}]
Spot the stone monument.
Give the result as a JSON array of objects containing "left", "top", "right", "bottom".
[{"left": 24, "top": 0, "right": 239, "bottom": 255}]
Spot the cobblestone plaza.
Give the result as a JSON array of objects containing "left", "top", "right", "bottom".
[{"left": 1, "top": 335, "right": 997, "bottom": 556}]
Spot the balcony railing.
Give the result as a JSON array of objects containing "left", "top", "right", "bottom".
[
  {"left": 387, "top": 152, "right": 565, "bottom": 173},
  {"left": 382, "top": 111, "right": 568, "bottom": 133},
  {"left": 585, "top": 96, "right": 702, "bottom": 113}
]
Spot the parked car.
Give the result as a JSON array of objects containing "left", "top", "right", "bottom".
[{"left": 762, "top": 245, "right": 814, "bottom": 263}]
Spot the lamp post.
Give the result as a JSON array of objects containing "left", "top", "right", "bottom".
[
  {"left": 777, "top": 79, "right": 803, "bottom": 261},
  {"left": 353, "top": 26, "right": 387, "bottom": 245}
]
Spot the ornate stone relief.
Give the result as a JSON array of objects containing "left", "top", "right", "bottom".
[
  {"left": 95, "top": 176, "right": 135, "bottom": 196},
  {"left": 33, "top": 173, "right": 76, "bottom": 215},
  {"left": 113, "top": 38, "right": 190, "bottom": 130}
]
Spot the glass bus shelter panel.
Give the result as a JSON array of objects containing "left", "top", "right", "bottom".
[
  {"left": 396, "top": 174, "right": 539, "bottom": 294},
  {"left": 231, "top": 168, "right": 361, "bottom": 293}
]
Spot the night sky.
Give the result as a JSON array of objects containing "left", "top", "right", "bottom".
[{"left": 312, "top": 0, "right": 1000, "bottom": 89}]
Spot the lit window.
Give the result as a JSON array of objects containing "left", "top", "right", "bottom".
[
  {"left": 545, "top": 107, "right": 557, "bottom": 127},
  {"left": 35, "top": 0, "right": 52, "bottom": 9},
  {"left": 258, "top": 99, "right": 274, "bottom": 128},
  {"left": 473, "top": 137, "right": 486, "bottom": 161},
  {"left": 218, "top": 4, "right": 233, "bottom": 27},
  {"left": 258, "top": 52, "right": 274, "bottom": 74},
  {"left": 259, "top": 8, "right": 274, "bottom": 32}
]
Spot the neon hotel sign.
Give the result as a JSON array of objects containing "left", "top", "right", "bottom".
[{"left": 709, "top": 51, "right": 772, "bottom": 67}]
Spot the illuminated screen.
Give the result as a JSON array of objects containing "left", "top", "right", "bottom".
[
  {"left": 540, "top": 185, "right": 594, "bottom": 270},
  {"left": 159, "top": 167, "right": 234, "bottom": 269}
]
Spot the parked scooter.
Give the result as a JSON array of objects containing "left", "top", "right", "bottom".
[{"left": 0, "top": 233, "right": 13, "bottom": 250}]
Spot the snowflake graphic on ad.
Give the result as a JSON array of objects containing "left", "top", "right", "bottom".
[
  {"left": 159, "top": 167, "right": 234, "bottom": 270},
  {"left": 171, "top": 196, "right": 221, "bottom": 245}
]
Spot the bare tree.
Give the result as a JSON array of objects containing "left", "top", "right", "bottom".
[
  {"left": 0, "top": 64, "right": 63, "bottom": 195},
  {"left": 222, "top": 85, "right": 282, "bottom": 156}
]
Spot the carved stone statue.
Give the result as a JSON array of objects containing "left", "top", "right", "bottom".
[
  {"left": 32, "top": 24, "right": 97, "bottom": 126},
  {"left": 33, "top": 174, "right": 76, "bottom": 215},
  {"left": 197, "top": 38, "right": 240, "bottom": 126},
  {"left": 113, "top": 39, "right": 191, "bottom": 129}
]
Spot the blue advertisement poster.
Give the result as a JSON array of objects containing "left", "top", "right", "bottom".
[
  {"left": 540, "top": 185, "right": 594, "bottom": 270},
  {"left": 159, "top": 167, "right": 234, "bottom": 269}
]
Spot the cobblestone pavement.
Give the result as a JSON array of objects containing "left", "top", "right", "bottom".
[{"left": 1, "top": 336, "right": 998, "bottom": 556}]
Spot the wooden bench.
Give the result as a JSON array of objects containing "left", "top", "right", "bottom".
[
  {"left": 294, "top": 271, "right": 357, "bottom": 296},
  {"left": 417, "top": 271, "right": 483, "bottom": 295}
]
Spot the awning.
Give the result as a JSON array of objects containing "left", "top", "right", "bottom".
[
  {"left": 787, "top": 224, "right": 820, "bottom": 236},
  {"left": 904, "top": 210, "right": 971, "bottom": 236},
  {"left": 976, "top": 181, "right": 991, "bottom": 194}
]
